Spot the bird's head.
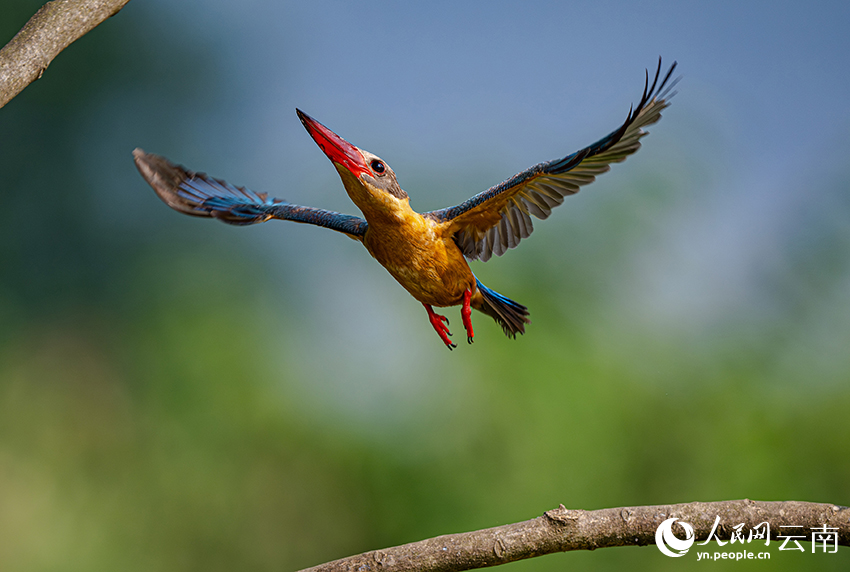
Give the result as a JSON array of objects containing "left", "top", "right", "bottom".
[{"left": 297, "top": 109, "right": 408, "bottom": 219}]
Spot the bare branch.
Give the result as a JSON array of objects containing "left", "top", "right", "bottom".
[
  {"left": 0, "top": 0, "right": 131, "bottom": 109},
  {"left": 299, "top": 500, "right": 849, "bottom": 572}
]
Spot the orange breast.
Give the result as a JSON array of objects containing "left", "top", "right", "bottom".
[{"left": 363, "top": 211, "right": 475, "bottom": 307}]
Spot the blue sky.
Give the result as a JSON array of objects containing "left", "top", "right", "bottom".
[{"left": 144, "top": 0, "right": 850, "bottom": 290}]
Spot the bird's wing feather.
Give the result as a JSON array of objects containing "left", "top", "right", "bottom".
[
  {"left": 133, "top": 149, "right": 368, "bottom": 239},
  {"left": 427, "top": 58, "right": 678, "bottom": 261}
]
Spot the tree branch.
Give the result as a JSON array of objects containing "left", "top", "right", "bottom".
[
  {"left": 299, "top": 500, "right": 849, "bottom": 572},
  {"left": 0, "top": 0, "right": 131, "bottom": 109}
]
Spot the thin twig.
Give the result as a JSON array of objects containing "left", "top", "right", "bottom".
[
  {"left": 0, "top": 0, "right": 131, "bottom": 109},
  {"left": 299, "top": 500, "right": 849, "bottom": 572}
]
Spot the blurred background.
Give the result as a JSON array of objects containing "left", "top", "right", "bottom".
[{"left": 1, "top": 0, "right": 849, "bottom": 570}]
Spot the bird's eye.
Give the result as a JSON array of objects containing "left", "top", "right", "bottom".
[{"left": 371, "top": 159, "right": 386, "bottom": 174}]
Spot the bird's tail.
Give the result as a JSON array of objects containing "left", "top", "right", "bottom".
[{"left": 474, "top": 278, "right": 530, "bottom": 338}]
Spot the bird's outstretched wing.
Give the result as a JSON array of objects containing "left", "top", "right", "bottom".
[
  {"left": 426, "top": 58, "right": 678, "bottom": 261},
  {"left": 133, "top": 149, "right": 368, "bottom": 239}
]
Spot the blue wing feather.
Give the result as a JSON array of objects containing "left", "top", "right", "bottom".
[
  {"left": 134, "top": 149, "right": 368, "bottom": 238},
  {"left": 427, "top": 58, "right": 678, "bottom": 261}
]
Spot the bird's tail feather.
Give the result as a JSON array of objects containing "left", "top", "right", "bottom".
[{"left": 475, "top": 278, "right": 530, "bottom": 338}]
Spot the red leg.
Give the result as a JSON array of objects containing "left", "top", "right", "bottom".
[
  {"left": 424, "top": 304, "right": 456, "bottom": 350},
  {"left": 461, "top": 289, "right": 474, "bottom": 344}
]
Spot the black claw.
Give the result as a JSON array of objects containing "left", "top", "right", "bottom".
[
  {"left": 467, "top": 336, "right": 474, "bottom": 344},
  {"left": 446, "top": 342, "right": 457, "bottom": 351}
]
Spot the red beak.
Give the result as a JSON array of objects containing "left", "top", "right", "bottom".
[{"left": 297, "top": 109, "right": 371, "bottom": 178}]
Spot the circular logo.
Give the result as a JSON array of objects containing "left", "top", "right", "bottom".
[{"left": 655, "top": 517, "right": 695, "bottom": 557}]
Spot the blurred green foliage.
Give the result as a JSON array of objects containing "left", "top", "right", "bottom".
[{"left": 1, "top": 1, "right": 848, "bottom": 571}]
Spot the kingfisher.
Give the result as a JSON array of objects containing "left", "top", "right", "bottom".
[{"left": 134, "top": 59, "right": 677, "bottom": 350}]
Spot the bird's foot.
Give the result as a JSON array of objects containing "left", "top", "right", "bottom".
[
  {"left": 461, "top": 289, "right": 474, "bottom": 344},
  {"left": 424, "top": 304, "right": 456, "bottom": 350}
]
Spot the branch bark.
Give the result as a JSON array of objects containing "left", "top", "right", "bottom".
[
  {"left": 299, "top": 500, "right": 849, "bottom": 572},
  {"left": 0, "top": 0, "right": 131, "bottom": 109}
]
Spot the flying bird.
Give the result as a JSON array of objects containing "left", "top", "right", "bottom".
[{"left": 134, "top": 59, "right": 677, "bottom": 349}]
